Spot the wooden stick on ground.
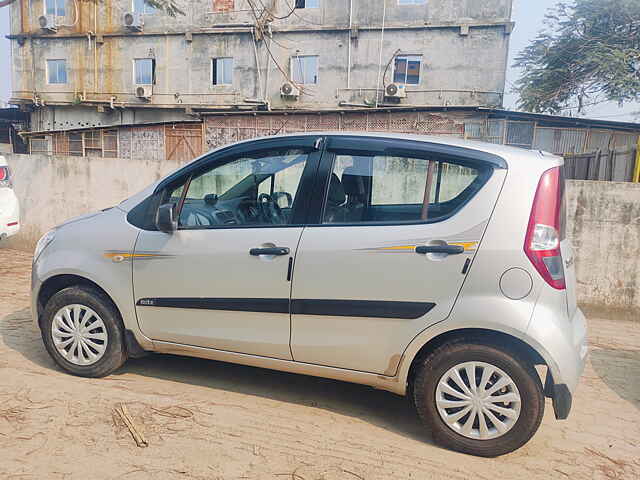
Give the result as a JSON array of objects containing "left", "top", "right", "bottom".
[{"left": 115, "top": 403, "right": 148, "bottom": 448}]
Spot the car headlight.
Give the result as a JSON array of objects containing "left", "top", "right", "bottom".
[{"left": 34, "top": 229, "right": 56, "bottom": 262}]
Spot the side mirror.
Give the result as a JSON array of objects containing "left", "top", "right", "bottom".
[{"left": 156, "top": 203, "right": 177, "bottom": 233}]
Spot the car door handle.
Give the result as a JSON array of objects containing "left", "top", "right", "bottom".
[
  {"left": 249, "top": 247, "right": 290, "bottom": 256},
  {"left": 415, "top": 244, "right": 465, "bottom": 255}
]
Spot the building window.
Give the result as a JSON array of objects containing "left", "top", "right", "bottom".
[
  {"left": 30, "top": 135, "right": 52, "bottom": 155},
  {"left": 45, "top": 0, "right": 65, "bottom": 16},
  {"left": 295, "top": 0, "right": 319, "bottom": 8},
  {"left": 67, "top": 130, "right": 119, "bottom": 157},
  {"left": 398, "top": 0, "right": 426, "bottom": 5},
  {"left": 133, "top": 0, "right": 156, "bottom": 14},
  {"left": 212, "top": 58, "right": 233, "bottom": 85},
  {"left": 47, "top": 59, "right": 68, "bottom": 84},
  {"left": 291, "top": 55, "right": 318, "bottom": 85},
  {"left": 393, "top": 55, "right": 421, "bottom": 85},
  {"left": 134, "top": 58, "right": 155, "bottom": 85}
]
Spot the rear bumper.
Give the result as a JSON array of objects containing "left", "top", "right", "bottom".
[{"left": 528, "top": 303, "right": 588, "bottom": 419}]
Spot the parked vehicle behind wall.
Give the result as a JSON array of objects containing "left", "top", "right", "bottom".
[{"left": 0, "top": 155, "right": 19, "bottom": 241}]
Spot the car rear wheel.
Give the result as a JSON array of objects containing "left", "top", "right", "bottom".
[
  {"left": 412, "top": 340, "right": 544, "bottom": 457},
  {"left": 41, "top": 286, "right": 127, "bottom": 377}
]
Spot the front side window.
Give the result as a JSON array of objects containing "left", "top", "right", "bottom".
[
  {"left": 393, "top": 55, "right": 422, "bottom": 85},
  {"left": 133, "top": 0, "right": 156, "bottom": 14},
  {"left": 134, "top": 58, "right": 155, "bottom": 85},
  {"left": 167, "top": 149, "right": 309, "bottom": 229},
  {"left": 47, "top": 59, "right": 67, "bottom": 84},
  {"left": 322, "top": 154, "right": 483, "bottom": 224},
  {"left": 291, "top": 55, "right": 319, "bottom": 85},
  {"left": 212, "top": 58, "right": 233, "bottom": 85},
  {"left": 45, "top": 0, "right": 65, "bottom": 16}
]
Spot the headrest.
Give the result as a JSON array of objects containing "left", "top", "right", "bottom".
[
  {"left": 327, "top": 173, "right": 346, "bottom": 206},
  {"left": 342, "top": 167, "right": 367, "bottom": 197}
]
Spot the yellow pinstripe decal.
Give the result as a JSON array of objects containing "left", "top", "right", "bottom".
[
  {"left": 103, "top": 252, "right": 164, "bottom": 259},
  {"left": 374, "top": 241, "right": 478, "bottom": 252}
]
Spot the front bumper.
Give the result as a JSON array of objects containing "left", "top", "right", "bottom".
[
  {"left": 0, "top": 223, "right": 19, "bottom": 240},
  {"left": 0, "top": 189, "right": 20, "bottom": 240},
  {"left": 0, "top": 214, "right": 19, "bottom": 239}
]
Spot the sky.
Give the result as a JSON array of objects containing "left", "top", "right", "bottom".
[{"left": 0, "top": 0, "right": 638, "bottom": 120}]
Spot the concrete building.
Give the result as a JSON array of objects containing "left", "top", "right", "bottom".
[
  {"left": 5, "top": 0, "right": 639, "bottom": 170},
  {"left": 7, "top": 0, "right": 516, "bottom": 159}
]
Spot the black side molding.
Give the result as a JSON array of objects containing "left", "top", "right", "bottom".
[
  {"left": 291, "top": 299, "right": 435, "bottom": 319},
  {"left": 136, "top": 298, "right": 436, "bottom": 320},
  {"left": 136, "top": 298, "right": 290, "bottom": 314}
]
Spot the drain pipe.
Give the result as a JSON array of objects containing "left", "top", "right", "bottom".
[
  {"left": 252, "top": 27, "right": 265, "bottom": 102},
  {"left": 347, "top": 0, "right": 353, "bottom": 89},
  {"left": 264, "top": 25, "right": 273, "bottom": 109},
  {"left": 374, "top": 0, "right": 387, "bottom": 108}
]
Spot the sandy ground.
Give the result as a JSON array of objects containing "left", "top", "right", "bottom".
[{"left": 0, "top": 248, "right": 638, "bottom": 480}]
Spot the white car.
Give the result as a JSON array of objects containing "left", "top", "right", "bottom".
[{"left": 0, "top": 155, "right": 19, "bottom": 241}]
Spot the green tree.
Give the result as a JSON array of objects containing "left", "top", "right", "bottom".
[{"left": 514, "top": 0, "right": 640, "bottom": 114}]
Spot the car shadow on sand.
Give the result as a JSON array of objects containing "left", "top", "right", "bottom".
[
  {"left": 2, "top": 307, "right": 433, "bottom": 445},
  {"left": 589, "top": 347, "right": 640, "bottom": 410}
]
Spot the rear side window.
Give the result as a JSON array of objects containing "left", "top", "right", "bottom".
[{"left": 322, "top": 154, "right": 488, "bottom": 224}]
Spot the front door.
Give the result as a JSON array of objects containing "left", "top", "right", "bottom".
[
  {"left": 290, "top": 136, "right": 506, "bottom": 374},
  {"left": 133, "top": 139, "right": 320, "bottom": 360}
]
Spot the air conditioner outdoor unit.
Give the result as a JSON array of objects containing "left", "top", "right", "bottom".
[
  {"left": 385, "top": 83, "right": 407, "bottom": 99},
  {"left": 280, "top": 83, "right": 301, "bottom": 98},
  {"left": 123, "top": 12, "right": 144, "bottom": 31},
  {"left": 38, "top": 15, "right": 58, "bottom": 32},
  {"left": 135, "top": 85, "right": 153, "bottom": 100}
]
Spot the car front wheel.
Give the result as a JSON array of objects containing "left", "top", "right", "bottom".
[
  {"left": 412, "top": 340, "right": 544, "bottom": 457},
  {"left": 41, "top": 286, "right": 127, "bottom": 377}
]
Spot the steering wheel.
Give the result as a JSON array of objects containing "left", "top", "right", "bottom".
[{"left": 257, "top": 193, "right": 284, "bottom": 224}]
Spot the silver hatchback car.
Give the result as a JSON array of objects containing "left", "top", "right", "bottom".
[{"left": 32, "top": 133, "right": 587, "bottom": 457}]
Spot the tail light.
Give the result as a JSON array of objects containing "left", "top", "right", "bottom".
[
  {"left": 0, "top": 166, "right": 11, "bottom": 188},
  {"left": 524, "top": 166, "right": 566, "bottom": 290}
]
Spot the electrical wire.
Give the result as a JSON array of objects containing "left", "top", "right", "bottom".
[{"left": 247, "top": 0, "right": 300, "bottom": 89}]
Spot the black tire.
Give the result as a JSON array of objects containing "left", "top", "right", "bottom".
[
  {"left": 41, "top": 286, "right": 127, "bottom": 377},
  {"left": 412, "top": 339, "right": 544, "bottom": 457}
]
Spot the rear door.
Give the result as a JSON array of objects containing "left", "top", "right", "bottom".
[{"left": 290, "top": 136, "right": 507, "bottom": 375}]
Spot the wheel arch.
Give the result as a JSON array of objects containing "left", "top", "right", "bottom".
[
  {"left": 37, "top": 274, "right": 119, "bottom": 328},
  {"left": 401, "top": 327, "right": 549, "bottom": 396}
]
